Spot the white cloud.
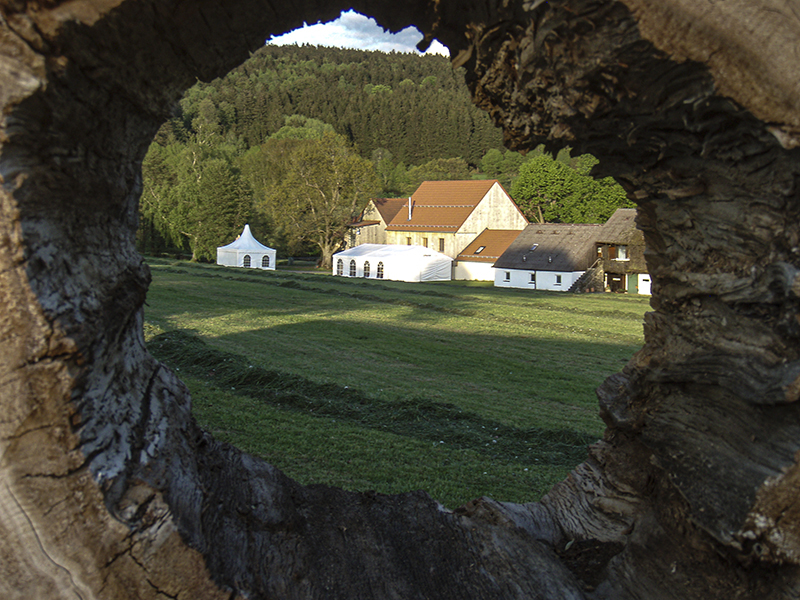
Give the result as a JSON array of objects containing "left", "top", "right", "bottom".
[{"left": 268, "top": 10, "right": 449, "bottom": 56}]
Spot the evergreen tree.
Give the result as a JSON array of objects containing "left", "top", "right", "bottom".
[
  {"left": 173, "top": 44, "right": 505, "bottom": 167},
  {"left": 404, "top": 157, "right": 472, "bottom": 195}
]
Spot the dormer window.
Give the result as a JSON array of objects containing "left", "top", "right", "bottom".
[{"left": 610, "top": 245, "right": 629, "bottom": 260}]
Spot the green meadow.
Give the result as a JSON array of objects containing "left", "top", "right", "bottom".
[{"left": 144, "top": 258, "right": 650, "bottom": 508}]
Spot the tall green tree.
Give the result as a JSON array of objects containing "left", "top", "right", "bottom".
[
  {"left": 511, "top": 152, "right": 632, "bottom": 224},
  {"left": 140, "top": 104, "right": 252, "bottom": 261},
  {"left": 141, "top": 146, "right": 251, "bottom": 261},
  {"left": 480, "top": 148, "right": 504, "bottom": 177},
  {"left": 262, "top": 132, "right": 379, "bottom": 268},
  {"left": 371, "top": 148, "right": 409, "bottom": 197}
]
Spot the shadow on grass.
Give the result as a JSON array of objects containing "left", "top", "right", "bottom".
[{"left": 148, "top": 330, "right": 597, "bottom": 469}]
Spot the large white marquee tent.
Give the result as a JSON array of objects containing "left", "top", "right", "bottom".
[
  {"left": 216, "top": 224, "right": 276, "bottom": 270},
  {"left": 332, "top": 244, "right": 452, "bottom": 282}
]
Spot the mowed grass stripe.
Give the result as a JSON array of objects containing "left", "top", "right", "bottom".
[
  {"left": 149, "top": 330, "right": 594, "bottom": 466},
  {"left": 183, "top": 373, "right": 568, "bottom": 507}
]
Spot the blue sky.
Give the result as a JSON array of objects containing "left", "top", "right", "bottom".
[{"left": 268, "top": 10, "right": 449, "bottom": 56}]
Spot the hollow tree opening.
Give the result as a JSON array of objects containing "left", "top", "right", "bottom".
[
  {"left": 1, "top": 1, "right": 799, "bottom": 599},
  {"left": 137, "top": 38, "right": 631, "bottom": 510}
]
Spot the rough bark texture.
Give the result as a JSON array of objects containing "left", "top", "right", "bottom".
[{"left": 1, "top": 0, "right": 799, "bottom": 599}]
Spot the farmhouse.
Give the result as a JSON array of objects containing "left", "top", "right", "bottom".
[
  {"left": 382, "top": 180, "right": 528, "bottom": 258},
  {"left": 346, "top": 197, "right": 407, "bottom": 248},
  {"left": 332, "top": 243, "right": 453, "bottom": 282},
  {"left": 454, "top": 229, "right": 523, "bottom": 281},
  {"left": 216, "top": 224, "right": 276, "bottom": 270},
  {"left": 594, "top": 208, "right": 650, "bottom": 294},
  {"left": 492, "top": 208, "right": 651, "bottom": 294},
  {"left": 493, "top": 223, "right": 600, "bottom": 291}
]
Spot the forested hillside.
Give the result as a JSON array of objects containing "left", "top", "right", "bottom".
[
  {"left": 178, "top": 45, "right": 503, "bottom": 165},
  {"left": 138, "top": 44, "right": 631, "bottom": 262}
]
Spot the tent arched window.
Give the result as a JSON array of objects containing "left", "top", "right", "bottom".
[
  {"left": 262, "top": 255, "right": 270, "bottom": 268},
  {"left": 363, "top": 261, "right": 370, "bottom": 278},
  {"left": 337, "top": 259, "right": 343, "bottom": 276},
  {"left": 243, "top": 255, "right": 251, "bottom": 268},
  {"left": 377, "top": 262, "right": 384, "bottom": 279},
  {"left": 349, "top": 260, "right": 357, "bottom": 277}
]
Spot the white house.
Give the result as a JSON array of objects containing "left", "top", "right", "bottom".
[
  {"left": 216, "top": 224, "right": 276, "bottom": 270},
  {"left": 493, "top": 223, "right": 600, "bottom": 291},
  {"left": 332, "top": 244, "right": 452, "bottom": 282}
]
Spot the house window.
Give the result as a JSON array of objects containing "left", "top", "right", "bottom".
[
  {"left": 377, "top": 262, "right": 384, "bottom": 279},
  {"left": 422, "top": 237, "right": 428, "bottom": 248},
  {"left": 608, "top": 245, "right": 617, "bottom": 260},
  {"left": 407, "top": 237, "right": 412, "bottom": 245},
  {"left": 262, "top": 255, "right": 270, "bottom": 268},
  {"left": 504, "top": 271, "right": 510, "bottom": 282},
  {"left": 243, "top": 255, "right": 251, "bottom": 268},
  {"left": 616, "top": 245, "right": 629, "bottom": 260},
  {"left": 439, "top": 238, "right": 445, "bottom": 252},
  {"left": 336, "top": 259, "right": 343, "bottom": 276},
  {"left": 349, "top": 260, "right": 357, "bottom": 277},
  {"left": 529, "top": 273, "right": 536, "bottom": 286},
  {"left": 475, "top": 246, "right": 486, "bottom": 254},
  {"left": 555, "top": 274, "right": 562, "bottom": 285},
  {"left": 363, "top": 261, "right": 370, "bottom": 278}
]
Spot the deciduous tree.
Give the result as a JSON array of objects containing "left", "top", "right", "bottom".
[
  {"left": 511, "top": 152, "right": 631, "bottom": 223},
  {"left": 263, "top": 132, "right": 379, "bottom": 267}
]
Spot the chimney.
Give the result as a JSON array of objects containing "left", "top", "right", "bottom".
[{"left": 408, "top": 197, "right": 413, "bottom": 221}]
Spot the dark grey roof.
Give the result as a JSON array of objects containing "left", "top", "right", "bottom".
[
  {"left": 596, "top": 208, "right": 639, "bottom": 244},
  {"left": 494, "top": 223, "right": 601, "bottom": 271}
]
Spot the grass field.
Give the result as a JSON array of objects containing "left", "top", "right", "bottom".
[{"left": 144, "top": 258, "right": 650, "bottom": 508}]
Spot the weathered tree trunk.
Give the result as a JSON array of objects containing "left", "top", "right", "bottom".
[{"left": 1, "top": 1, "right": 799, "bottom": 599}]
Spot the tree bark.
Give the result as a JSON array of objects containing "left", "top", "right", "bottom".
[{"left": 1, "top": 0, "right": 799, "bottom": 599}]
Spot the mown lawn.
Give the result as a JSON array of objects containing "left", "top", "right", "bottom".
[{"left": 144, "top": 258, "right": 650, "bottom": 508}]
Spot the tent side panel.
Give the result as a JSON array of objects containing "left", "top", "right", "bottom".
[
  {"left": 217, "top": 249, "right": 238, "bottom": 267},
  {"left": 420, "top": 257, "right": 453, "bottom": 282},
  {"left": 265, "top": 249, "right": 277, "bottom": 270}
]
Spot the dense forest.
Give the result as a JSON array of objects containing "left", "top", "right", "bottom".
[
  {"left": 138, "top": 44, "right": 631, "bottom": 262},
  {"left": 176, "top": 44, "right": 503, "bottom": 165}
]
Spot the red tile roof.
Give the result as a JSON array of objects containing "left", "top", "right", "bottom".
[
  {"left": 373, "top": 198, "right": 407, "bottom": 224},
  {"left": 351, "top": 198, "right": 407, "bottom": 228},
  {"left": 385, "top": 180, "right": 501, "bottom": 232},
  {"left": 457, "top": 229, "right": 524, "bottom": 263}
]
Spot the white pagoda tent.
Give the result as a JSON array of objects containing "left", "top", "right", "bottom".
[
  {"left": 332, "top": 244, "right": 452, "bottom": 282},
  {"left": 216, "top": 224, "right": 276, "bottom": 270}
]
